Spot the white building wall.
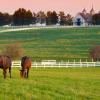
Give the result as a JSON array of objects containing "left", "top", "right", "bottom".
[{"left": 73, "top": 14, "right": 88, "bottom": 26}]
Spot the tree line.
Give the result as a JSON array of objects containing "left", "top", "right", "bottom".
[
  {"left": 0, "top": 8, "right": 100, "bottom": 26},
  {"left": 0, "top": 8, "right": 73, "bottom": 26}
]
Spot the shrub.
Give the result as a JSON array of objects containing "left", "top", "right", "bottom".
[{"left": 2, "top": 43, "right": 24, "bottom": 60}]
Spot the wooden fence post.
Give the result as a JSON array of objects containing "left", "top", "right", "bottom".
[
  {"left": 74, "top": 59, "right": 75, "bottom": 67},
  {"left": 66, "top": 60, "right": 68, "bottom": 68},
  {"left": 68, "top": 60, "right": 69, "bottom": 67},
  {"left": 59, "top": 62, "right": 60, "bottom": 68},
  {"left": 36, "top": 62, "right": 37, "bottom": 68},
  {"left": 80, "top": 59, "right": 82, "bottom": 67},
  {"left": 86, "top": 59, "right": 88, "bottom": 67},
  {"left": 44, "top": 64, "right": 45, "bottom": 68}
]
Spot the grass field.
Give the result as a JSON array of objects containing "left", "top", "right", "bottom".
[
  {"left": 0, "top": 67, "right": 100, "bottom": 100},
  {"left": 0, "top": 27, "right": 100, "bottom": 61}
]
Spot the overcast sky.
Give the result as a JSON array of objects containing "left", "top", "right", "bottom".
[{"left": 0, "top": 0, "right": 99, "bottom": 15}]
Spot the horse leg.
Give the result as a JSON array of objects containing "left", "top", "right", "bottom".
[
  {"left": 24, "top": 69, "right": 27, "bottom": 78},
  {"left": 27, "top": 69, "right": 29, "bottom": 78},
  {"left": 22, "top": 70, "right": 24, "bottom": 78},
  {"left": 20, "top": 70, "right": 24, "bottom": 78},
  {"left": 9, "top": 67, "right": 11, "bottom": 78},
  {"left": 24, "top": 70, "right": 27, "bottom": 78},
  {"left": 3, "top": 69, "right": 6, "bottom": 79},
  {"left": 22, "top": 70, "right": 26, "bottom": 78}
]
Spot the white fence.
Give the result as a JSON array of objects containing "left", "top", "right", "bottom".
[{"left": 12, "top": 61, "right": 100, "bottom": 68}]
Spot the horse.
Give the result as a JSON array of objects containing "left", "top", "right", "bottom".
[
  {"left": 0, "top": 55, "right": 12, "bottom": 79},
  {"left": 20, "top": 56, "right": 32, "bottom": 78}
]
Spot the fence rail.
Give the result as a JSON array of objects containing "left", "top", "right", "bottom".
[{"left": 12, "top": 61, "right": 100, "bottom": 68}]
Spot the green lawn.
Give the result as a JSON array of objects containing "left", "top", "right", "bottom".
[
  {"left": 0, "top": 27, "right": 100, "bottom": 61},
  {"left": 0, "top": 67, "right": 100, "bottom": 100}
]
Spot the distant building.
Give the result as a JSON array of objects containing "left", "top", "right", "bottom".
[{"left": 73, "top": 7, "right": 95, "bottom": 26}]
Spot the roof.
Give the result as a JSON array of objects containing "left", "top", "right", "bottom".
[{"left": 78, "top": 13, "right": 92, "bottom": 21}]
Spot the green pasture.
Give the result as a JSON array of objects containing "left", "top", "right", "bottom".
[
  {"left": 0, "top": 67, "right": 100, "bottom": 100},
  {"left": 0, "top": 27, "right": 100, "bottom": 61}
]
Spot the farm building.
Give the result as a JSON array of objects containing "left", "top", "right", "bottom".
[{"left": 73, "top": 7, "right": 95, "bottom": 26}]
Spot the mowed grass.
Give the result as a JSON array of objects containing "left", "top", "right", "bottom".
[
  {"left": 0, "top": 27, "right": 100, "bottom": 61},
  {"left": 0, "top": 67, "right": 100, "bottom": 100}
]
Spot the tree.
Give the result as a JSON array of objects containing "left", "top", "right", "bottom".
[
  {"left": 13, "top": 8, "right": 33, "bottom": 25},
  {"left": 0, "top": 12, "right": 11, "bottom": 26},
  {"left": 51, "top": 11, "right": 58, "bottom": 25},
  {"left": 46, "top": 11, "right": 58, "bottom": 25},
  {"left": 2, "top": 43, "right": 24, "bottom": 60},
  {"left": 66, "top": 14, "right": 73, "bottom": 25},
  {"left": 93, "top": 12, "right": 100, "bottom": 25},
  {"left": 46, "top": 11, "right": 52, "bottom": 25},
  {"left": 36, "top": 11, "right": 46, "bottom": 24},
  {"left": 26, "top": 10, "right": 33, "bottom": 25},
  {"left": 90, "top": 46, "right": 100, "bottom": 61},
  {"left": 13, "top": 8, "right": 26, "bottom": 25},
  {"left": 59, "top": 11, "right": 66, "bottom": 25}
]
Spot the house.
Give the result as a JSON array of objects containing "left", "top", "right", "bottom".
[{"left": 73, "top": 7, "right": 95, "bottom": 26}]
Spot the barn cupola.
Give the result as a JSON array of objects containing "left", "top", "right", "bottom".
[
  {"left": 82, "top": 8, "right": 87, "bottom": 15},
  {"left": 90, "top": 5, "right": 95, "bottom": 15}
]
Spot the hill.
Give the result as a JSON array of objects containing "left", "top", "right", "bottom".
[{"left": 0, "top": 27, "right": 100, "bottom": 61}]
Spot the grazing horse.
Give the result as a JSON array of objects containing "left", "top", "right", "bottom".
[
  {"left": 20, "top": 56, "right": 31, "bottom": 78},
  {"left": 0, "top": 55, "right": 12, "bottom": 79}
]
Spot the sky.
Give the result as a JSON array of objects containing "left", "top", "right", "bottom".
[{"left": 0, "top": 0, "right": 99, "bottom": 15}]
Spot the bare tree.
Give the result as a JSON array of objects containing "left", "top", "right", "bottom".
[
  {"left": 2, "top": 43, "right": 24, "bottom": 60},
  {"left": 90, "top": 45, "right": 100, "bottom": 61}
]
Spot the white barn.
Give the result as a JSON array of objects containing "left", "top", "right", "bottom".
[{"left": 73, "top": 8, "right": 95, "bottom": 26}]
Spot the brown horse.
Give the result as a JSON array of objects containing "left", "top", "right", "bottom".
[
  {"left": 0, "top": 55, "right": 12, "bottom": 79},
  {"left": 20, "top": 56, "right": 31, "bottom": 78}
]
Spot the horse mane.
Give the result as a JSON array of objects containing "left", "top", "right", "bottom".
[{"left": 21, "top": 56, "right": 31, "bottom": 67}]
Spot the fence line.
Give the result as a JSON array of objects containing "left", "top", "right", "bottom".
[{"left": 12, "top": 60, "right": 100, "bottom": 68}]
